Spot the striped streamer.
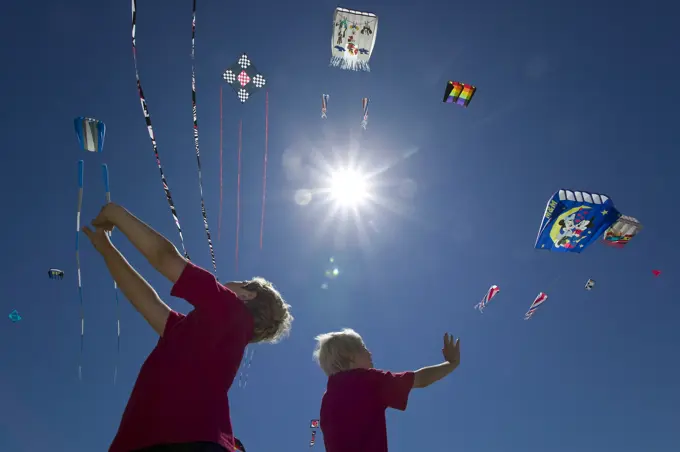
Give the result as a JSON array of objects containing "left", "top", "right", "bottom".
[
  {"left": 76, "top": 160, "right": 85, "bottom": 380},
  {"left": 321, "top": 94, "right": 328, "bottom": 119},
  {"left": 259, "top": 91, "right": 269, "bottom": 250},
  {"left": 190, "top": 0, "right": 218, "bottom": 276},
  {"left": 102, "top": 164, "right": 121, "bottom": 384},
  {"left": 218, "top": 86, "right": 224, "bottom": 242},
  {"left": 131, "top": 0, "right": 190, "bottom": 259},
  {"left": 361, "top": 97, "right": 369, "bottom": 130},
  {"left": 235, "top": 120, "right": 242, "bottom": 272}
]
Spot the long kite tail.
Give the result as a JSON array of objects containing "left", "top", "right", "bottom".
[
  {"left": 131, "top": 0, "right": 190, "bottom": 260},
  {"left": 235, "top": 120, "right": 242, "bottom": 273},
  {"left": 259, "top": 91, "right": 269, "bottom": 250},
  {"left": 102, "top": 164, "right": 121, "bottom": 385},
  {"left": 238, "top": 347, "right": 255, "bottom": 388},
  {"left": 218, "top": 86, "right": 223, "bottom": 242},
  {"left": 190, "top": 0, "right": 217, "bottom": 276},
  {"left": 76, "top": 160, "right": 84, "bottom": 381}
]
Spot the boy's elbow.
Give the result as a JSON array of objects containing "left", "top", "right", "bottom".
[
  {"left": 156, "top": 247, "right": 187, "bottom": 283},
  {"left": 412, "top": 371, "right": 429, "bottom": 389}
]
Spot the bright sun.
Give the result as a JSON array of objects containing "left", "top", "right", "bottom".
[{"left": 329, "top": 169, "right": 369, "bottom": 206}]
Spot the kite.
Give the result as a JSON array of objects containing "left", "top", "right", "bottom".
[
  {"left": 331, "top": 7, "right": 379, "bottom": 71},
  {"left": 222, "top": 53, "right": 267, "bottom": 104},
  {"left": 74, "top": 117, "right": 106, "bottom": 153},
  {"left": 535, "top": 189, "right": 620, "bottom": 253},
  {"left": 585, "top": 279, "right": 595, "bottom": 290},
  {"left": 524, "top": 292, "right": 548, "bottom": 320},
  {"left": 131, "top": 0, "right": 189, "bottom": 259},
  {"left": 238, "top": 347, "right": 255, "bottom": 388},
  {"left": 442, "top": 81, "right": 476, "bottom": 107},
  {"left": 102, "top": 164, "right": 122, "bottom": 384},
  {"left": 8, "top": 310, "right": 21, "bottom": 323},
  {"left": 76, "top": 160, "right": 85, "bottom": 380},
  {"left": 652, "top": 270, "right": 661, "bottom": 277},
  {"left": 234, "top": 438, "right": 246, "bottom": 452},
  {"left": 309, "top": 419, "right": 319, "bottom": 447},
  {"left": 321, "top": 94, "right": 329, "bottom": 118},
  {"left": 48, "top": 269, "right": 65, "bottom": 280},
  {"left": 361, "top": 97, "right": 369, "bottom": 130},
  {"left": 222, "top": 53, "right": 269, "bottom": 269},
  {"left": 602, "top": 215, "right": 642, "bottom": 248},
  {"left": 474, "top": 285, "right": 500, "bottom": 313}
]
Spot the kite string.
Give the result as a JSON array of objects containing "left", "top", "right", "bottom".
[
  {"left": 76, "top": 160, "right": 84, "bottom": 381},
  {"left": 259, "top": 91, "right": 269, "bottom": 250},
  {"left": 131, "top": 0, "right": 190, "bottom": 260},
  {"left": 102, "top": 164, "right": 121, "bottom": 385},
  {"left": 218, "top": 86, "right": 223, "bottom": 242},
  {"left": 235, "top": 120, "right": 242, "bottom": 273},
  {"left": 190, "top": 0, "right": 218, "bottom": 276}
]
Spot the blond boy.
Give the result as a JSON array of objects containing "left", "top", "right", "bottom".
[
  {"left": 314, "top": 329, "right": 460, "bottom": 451},
  {"left": 83, "top": 203, "right": 293, "bottom": 452}
]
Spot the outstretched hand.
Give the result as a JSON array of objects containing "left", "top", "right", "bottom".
[
  {"left": 442, "top": 333, "right": 460, "bottom": 367},
  {"left": 83, "top": 224, "right": 113, "bottom": 254}
]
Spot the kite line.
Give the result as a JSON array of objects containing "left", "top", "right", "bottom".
[
  {"left": 76, "top": 160, "right": 85, "bottom": 381},
  {"left": 190, "top": 0, "right": 217, "bottom": 275},
  {"left": 235, "top": 120, "right": 242, "bottom": 272},
  {"left": 218, "top": 86, "right": 224, "bottom": 242},
  {"left": 259, "top": 91, "right": 269, "bottom": 250},
  {"left": 131, "top": 0, "right": 189, "bottom": 259},
  {"left": 102, "top": 164, "right": 121, "bottom": 384}
]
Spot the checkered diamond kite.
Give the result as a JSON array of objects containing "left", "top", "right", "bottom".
[{"left": 222, "top": 53, "right": 266, "bottom": 104}]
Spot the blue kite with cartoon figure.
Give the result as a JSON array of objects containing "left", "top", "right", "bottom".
[{"left": 535, "top": 189, "right": 620, "bottom": 253}]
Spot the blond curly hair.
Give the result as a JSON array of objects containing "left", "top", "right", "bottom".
[
  {"left": 243, "top": 277, "right": 293, "bottom": 343},
  {"left": 313, "top": 328, "right": 366, "bottom": 376}
]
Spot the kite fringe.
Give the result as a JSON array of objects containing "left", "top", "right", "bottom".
[
  {"left": 131, "top": 0, "right": 190, "bottom": 260},
  {"left": 329, "top": 56, "right": 371, "bottom": 72},
  {"left": 190, "top": 0, "right": 218, "bottom": 277}
]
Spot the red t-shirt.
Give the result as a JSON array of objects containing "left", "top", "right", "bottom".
[
  {"left": 320, "top": 368, "right": 415, "bottom": 452},
  {"left": 109, "top": 262, "right": 254, "bottom": 452}
]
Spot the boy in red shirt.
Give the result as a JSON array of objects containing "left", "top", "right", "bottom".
[
  {"left": 314, "top": 328, "right": 460, "bottom": 452},
  {"left": 83, "top": 203, "right": 293, "bottom": 452}
]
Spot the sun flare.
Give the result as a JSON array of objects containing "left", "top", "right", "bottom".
[{"left": 329, "top": 169, "right": 369, "bottom": 207}]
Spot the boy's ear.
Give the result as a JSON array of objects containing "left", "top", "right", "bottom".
[{"left": 236, "top": 288, "right": 257, "bottom": 301}]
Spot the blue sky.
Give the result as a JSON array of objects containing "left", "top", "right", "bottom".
[{"left": 1, "top": 0, "right": 679, "bottom": 450}]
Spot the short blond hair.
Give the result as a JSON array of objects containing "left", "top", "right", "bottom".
[
  {"left": 313, "top": 328, "right": 366, "bottom": 376},
  {"left": 243, "top": 277, "right": 293, "bottom": 343}
]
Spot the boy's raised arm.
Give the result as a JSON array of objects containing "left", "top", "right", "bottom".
[
  {"left": 413, "top": 333, "right": 460, "bottom": 389},
  {"left": 94, "top": 203, "right": 188, "bottom": 284},
  {"left": 83, "top": 226, "right": 171, "bottom": 336}
]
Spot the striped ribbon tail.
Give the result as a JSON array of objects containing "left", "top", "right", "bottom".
[
  {"left": 131, "top": 0, "right": 190, "bottom": 260},
  {"left": 76, "top": 160, "right": 85, "bottom": 381},
  {"left": 190, "top": 0, "right": 217, "bottom": 276},
  {"left": 102, "top": 164, "right": 121, "bottom": 384}
]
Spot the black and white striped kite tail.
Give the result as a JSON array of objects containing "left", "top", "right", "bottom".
[
  {"left": 131, "top": 0, "right": 190, "bottom": 260},
  {"left": 190, "top": 0, "right": 218, "bottom": 277}
]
